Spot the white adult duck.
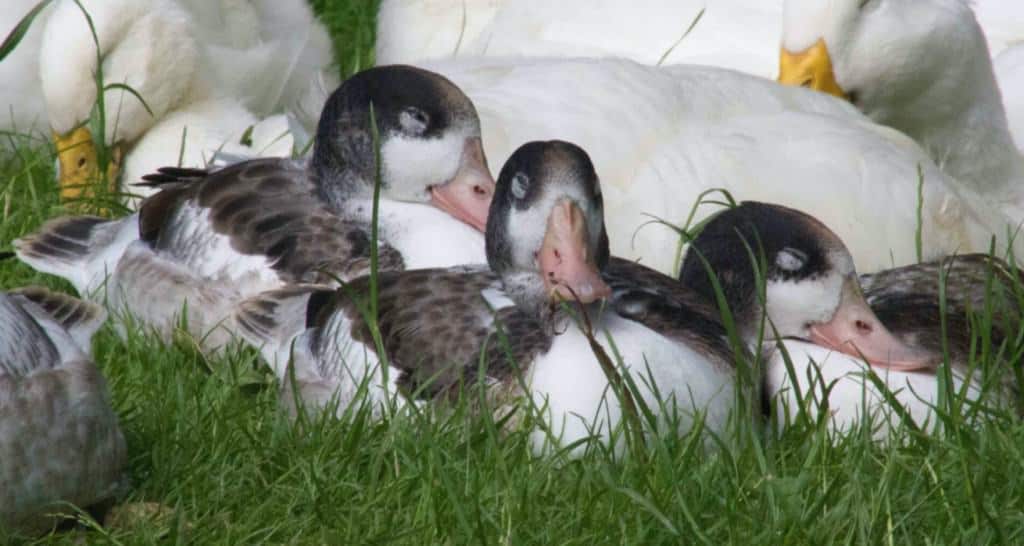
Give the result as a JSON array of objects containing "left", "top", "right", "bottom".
[
  {"left": 378, "top": 1, "right": 1024, "bottom": 157},
  {"left": 233, "top": 141, "right": 927, "bottom": 455},
  {"left": 394, "top": 54, "right": 1017, "bottom": 275},
  {"left": 177, "top": 0, "right": 338, "bottom": 121},
  {"left": 375, "top": 0, "right": 782, "bottom": 77},
  {"left": 375, "top": 0, "right": 1020, "bottom": 76},
  {"left": 777, "top": 0, "right": 1024, "bottom": 224},
  {"left": 40, "top": 0, "right": 334, "bottom": 207},
  {"left": 16, "top": 66, "right": 494, "bottom": 352},
  {"left": 0, "top": 284, "right": 126, "bottom": 534},
  {"left": 0, "top": 0, "right": 52, "bottom": 140}
]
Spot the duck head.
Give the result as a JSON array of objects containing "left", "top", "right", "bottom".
[
  {"left": 486, "top": 140, "right": 612, "bottom": 318},
  {"left": 680, "top": 202, "right": 934, "bottom": 372},
  {"left": 311, "top": 65, "right": 495, "bottom": 231},
  {"left": 41, "top": 0, "right": 202, "bottom": 201},
  {"left": 776, "top": 0, "right": 1010, "bottom": 172}
]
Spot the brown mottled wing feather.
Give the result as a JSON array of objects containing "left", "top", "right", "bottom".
[
  {"left": 10, "top": 287, "right": 106, "bottom": 340},
  {"left": 862, "top": 254, "right": 1024, "bottom": 361},
  {"left": 308, "top": 268, "right": 553, "bottom": 400},
  {"left": 603, "top": 257, "right": 736, "bottom": 370},
  {"left": 139, "top": 158, "right": 404, "bottom": 284}
]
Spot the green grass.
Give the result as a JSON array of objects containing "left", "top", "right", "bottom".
[{"left": 3, "top": 1, "right": 1024, "bottom": 544}]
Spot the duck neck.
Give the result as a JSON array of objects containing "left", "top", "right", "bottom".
[
  {"left": 499, "top": 270, "right": 579, "bottom": 333},
  {"left": 309, "top": 147, "right": 371, "bottom": 213},
  {"left": 869, "top": 47, "right": 1024, "bottom": 209}
]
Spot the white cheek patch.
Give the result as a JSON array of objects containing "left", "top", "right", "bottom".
[
  {"left": 380, "top": 131, "right": 465, "bottom": 202},
  {"left": 506, "top": 203, "right": 547, "bottom": 269},
  {"left": 504, "top": 185, "right": 600, "bottom": 269},
  {"left": 828, "top": 249, "right": 855, "bottom": 278},
  {"left": 765, "top": 272, "right": 843, "bottom": 338}
]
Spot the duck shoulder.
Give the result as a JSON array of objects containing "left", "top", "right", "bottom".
[
  {"left": 306, "top": 267, "right": 554, "bottom": 401},
  {"left": 603, "top": 257, "right": 738, "bottom": 371},
  {"left": 138, "top": 158, "right": 404, "bottom": 284},
  {"left": 862, "top": 254, "right": 1024, "bottom": 360}
]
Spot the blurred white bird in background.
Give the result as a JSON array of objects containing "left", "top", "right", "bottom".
[{"left": 1, "top": 0, "right": 338, "bottom": 207}]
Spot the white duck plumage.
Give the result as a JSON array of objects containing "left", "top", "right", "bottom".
[
  {"left": 375, "top": 0, "right": 783, "bottom": 77},
  {"left": 766, "top": 252, "right": 1023, "bottom": 439},
  {"left": 16, "top": 66, "right": 495, "bottom": 353},
  {"left": 994, "top": 43, "right": 1024, "bottom": 151},
  {"left": 40, "top": 0, "right": 335, "bottom": 206},
  {"left": 778, "top": 0, "right": 1024, "bottom": 224},
  {"left": 378, "top": 0, "right": 1024, "bottom": 188},
  {"left": 176, "top": 0, "right": 339, "bottom": 120},
  {"left": 369, "top": 55, "right": 1021, "bottom": 275},
  {"left": 0, "top": 286, "right": 126, "bottom": 534},
  {"left": 765, "top": 342, "right": 986, "bottom": 439},
  {"left": 0, "top": 0, "right": 53, "bottom": 140},
  {"left": 374, "top": 0, "right": 1020, "bottom": 74}
]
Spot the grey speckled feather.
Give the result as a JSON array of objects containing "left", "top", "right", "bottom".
[
  {"left": 104, "top": 158, "right": 404, "bottom": 352},
  {"left": 861, "top": 254, "right": 1024, "bottom": 364},
  {"left": 238, "top": 257, "right": 746, "bottom": 413},
  {"left": 0, "top": 288, "right": 125, "bottom": 534},
  {"left": 238, "top": 267, "right": 554, "bottom": 404},
  {"left": 139, "top": 159, "right": 404, "bottom": 285},
  {"left": 604, "top": 257, "right": 739, "bottom": 373}
]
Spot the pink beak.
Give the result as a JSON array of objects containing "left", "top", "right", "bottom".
[
  {"left": 538, "top": 199, "right": 612, "bottom": 304},
  {"left": 429, "top": 137, "right": 495, "bottom": 232},
  {"left": 808, "top": 277, "right": 934, "bottom": 371}
]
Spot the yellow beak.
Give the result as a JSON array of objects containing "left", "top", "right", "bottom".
[
  {"left": 777, "top": 38, "right": 848, "bottom": 100},
  {"left": 52, "top": 126, "right": 123, "bottom": 206}
]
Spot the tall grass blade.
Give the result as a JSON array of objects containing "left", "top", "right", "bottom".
[
  {"left": 0, "top": 0, "right": 52, "bottom": 63},
  {"left": 657, "top": 7, "right": 705, "bottom": 67}
]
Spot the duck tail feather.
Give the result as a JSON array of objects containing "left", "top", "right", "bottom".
[
  {"left": 13, "top": 215, "right": 137, "bottom": 296},
  {"left": 12, "top": 286, "right": 107, "bottom": 349},
  {"left": 234, "top": 284, "right": 333, "bottom": 377}
]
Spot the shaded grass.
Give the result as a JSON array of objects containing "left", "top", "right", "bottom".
[
  {"left": 309, "top": 0, "right": 380, "bottom": 75},
  {"left": 3, "top": 0, "right": 1024, "bottom": 544}
]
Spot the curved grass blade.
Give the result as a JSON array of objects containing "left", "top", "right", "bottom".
[{"left": 0, "top": 0, "right": 52, "bottom": 63}]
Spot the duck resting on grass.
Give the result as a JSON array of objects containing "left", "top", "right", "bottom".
[
  {"left": 234, "top": 140, "right": 928, "bottom": 455},
  {"left": 0, "top": 286, "right": 126, "bottom": 535},
  {"left": 765, "top": 253, "right": 1024, "bottom": 438},
  {"left": 14, "top": 65, "right": 495, "bottom": 353}
]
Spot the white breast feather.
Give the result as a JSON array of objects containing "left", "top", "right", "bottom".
[
  {"left": 526, "top": 312, "right": 734, "bottom": 456},
  {"left": 167, "top": 202, "right": 281, "bottom": 286},
  {"left": 292, "top": 310, "right": 410, "bottom": 416},
  {"left": 765, "top": 340, "right": 984, "bottom": 439},
  {"left": 362, "top": 199, "right": 488, "bottom": 269}
]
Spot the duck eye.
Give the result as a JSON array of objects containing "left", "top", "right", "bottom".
[
  {"left": 775, "top": 247, "right": 808, "bottom": 272},
  {"left": 399, "top": 107, "right": 430, "bottom": 135},
  {"left": 511, "top": 172, "right": 529, "bottom": 200}
]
